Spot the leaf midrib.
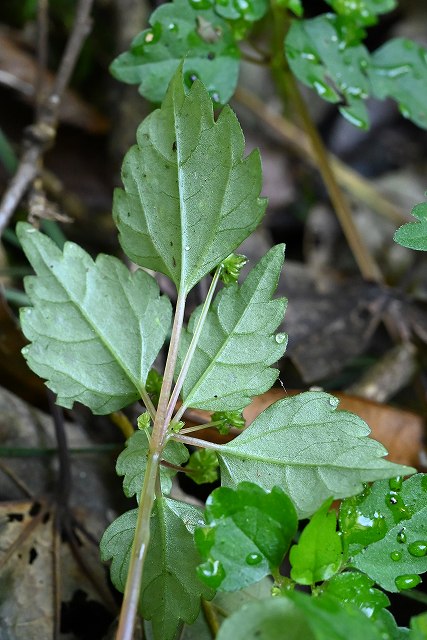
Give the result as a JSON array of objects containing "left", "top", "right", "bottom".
[{"left": 37, "top": 247, "right": 144, "bottom": 397}]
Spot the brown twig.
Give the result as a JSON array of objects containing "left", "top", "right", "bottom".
[
  {"left": 0, "top": 0, "right": 94, "bottom": 235},
  {"left": 233, "top": 87, "right": 408, "bottom": 227}
]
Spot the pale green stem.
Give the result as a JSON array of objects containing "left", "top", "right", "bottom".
[
  {"left": 116, "top": 291, "right": 186, "bottom": 640},
  {"left": 115, "top": 450, "right": 160, "bottom": 640},
  {"left": 171, "top": 432, "right": 224, "bottom": 451},
  {"left": 179, "top": 421, "right": 223, "bottom": 434},
  {"left": 139, "top": 388, "right": 156, "bottom": 421},
  {"left": 168, "top": 267, "right": 222, "bottom": 425}
]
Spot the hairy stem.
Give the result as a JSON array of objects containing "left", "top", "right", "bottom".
[
  {"left": 116, "top": 291, "right": 186, "bottom": 640},
  {"left": 179, "top": 421, "right": 224, "bottom": 434},
  {"left": 167, "top": 267, "right": 222, "bottom": 425}
]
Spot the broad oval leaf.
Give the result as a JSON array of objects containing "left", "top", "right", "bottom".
[
  {"left": 17, "top": 223, "right": 171, "bottom": 414},
  {"left": 179, "top": 245, "right": 287, "bottom": 411},
  {"left": 323, "top": 572, "right": 390, "bottom": 619},
  {"left": 110, "top": 0, "right": 240, "bottom": 105},
  {"left": 195, "top": 482, "right": 297, "bottom": 591},
  {"left": 217, "top": 392, "right": 415, "bottom": 518},
  {"left": 100, "top": 498, "right": 213, "bottom": 640},
  {"left": 289, "top": 498, "right": 342, "bottom": 585},
  {"left": 113, "top": 69, "right": 266, "bottom": 294},
  {"left": 116, "top": 430, "right": 189, "bottom": 497},
  {"left": 344, "top": 475, "right": 427, "bottom": 592},
  {"left": 394, "top": 201, "right": 427, "bottom": 252}
]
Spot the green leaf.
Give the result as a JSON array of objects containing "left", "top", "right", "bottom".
[
  {"left": 185, "top": 449, "right": 219, "bottom": 484},
  {"left": 110, "top": 0, "right": 240, "bottom": 105},
  {"left": 113, "top": 68, "right": 266, "bottom": 295},
  {"left": 290, "top": 498, "right": 342, "bottom": 585},
  {"left": 394, "top": 201, "right": 427, "bottom": 251},
  {"left": 217, "top": 392, "right": 414, "bottom": 518},
  {"left": 17, "top": 223, "right": 171, "bottom": 415},
  {"left": 216, "top": 597, "right": 315, "bottom": 640},
  {"left": 285, "top": 17, "right": 427, "bottom": 131},
  {"left": 369, "top": 39, "right": 427, "bottom": 131},
  {"left": 179, "top": 246, "right": 287, "bottom": 411},
  {"left": 195, "top": 482, "right": 297, "bottom": 591},
  {"left": 100, "top": 498, "right": 213, "bottom": 640},
  {"left": 116, "top": 430, "right": 189, "bottom": 497},
  {"left": 410, "top": 612, "right": 427, "bottom": 640},
  {"left": 287, "top": 591, "right": 390, "bottom": 640},
  {"left": 324, "top": 0, "right": 397, "bottom": 26},
  {"left": 285, "top": 15, "right": 371, "bottom": 129},
  {"left": 323, "top": 572, "right": 390, "bottom": 619},
  {"left": 213, "top": 0, "right": 268, "bottom": 23},
  {"left": 345, "top": 475, "right": 427, "bottom": 592}
]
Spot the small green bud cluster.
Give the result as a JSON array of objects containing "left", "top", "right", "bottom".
[{"left": 211, "top": 410, "right": 246, "bottom": 434}]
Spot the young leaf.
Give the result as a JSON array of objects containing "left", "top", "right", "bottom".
[
  {"left": 287, "top": 591, "right": 392, "bottom": 640},
  {"left": 110, "top": 0, "right": 240, "bottom": 105},
  {"left": 217, "top": 392, "right": 415, "bottom": 518},
  {"left": 113, "top": 68, "right": 266, "bottom": 294},
  {"left": 116, "top": 430, "right": 189, "bottom": 497},
  {"left": 100, "top": 498, "right": 213, "bottom": 640},
  {"left": 394, "top": 201, "right": 427, "bottom": 251},
  {"left": 213, "top": 0, "right": 267, "bottom": 23},
  {"left": 324, "top": 0, "right": 397, "bottom": 27},
  {"left": 17, "top": 223, "right": 171, "bottom": 414},
  {"left": 195, "top": 482, "right": 297, "bottom": 591},
  {"left": 289, "top": 498, "right": 342, "bottom": 585},
  {"left": 410, "top": 612, "right": 427, "bottom": 639},
  {"left": 369, "top": 39, "right": 427, "bottom": 131},
  {"left": 285, "top": 15, "right": 371, "bottom": 129},
  {"left": 185, "top": 449, "right": 219, "bottom": 484},
  {"left": 323, "top": 572, "right": 390, "bottom": 619},
  {"left": 179, "top": 245, "right": 287, "bottom": 412},
  {"left": 216, "top": 597, "right": 315, "bottom": 640},
  {"left": 344, "top": 475, "right": 427, "bottom": 592}
]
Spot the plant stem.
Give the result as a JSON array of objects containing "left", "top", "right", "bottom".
[
  {"left": 171, "top": 432, "right": 224, "bottom": 451},
  {"left": 269, "top": 1, "right": 383, "bottom": 284},
  {"left": 115, "top": 291, "right": 186, "bottom": 640},
  {"left": 115, "top": 450, "right": 160, "bottom": 640},
  {"left": 167, "top": 267, "right": 222, "bottom": 425},
  {"left": 179, "top": 421, "right": 223, "bottom": 434}
]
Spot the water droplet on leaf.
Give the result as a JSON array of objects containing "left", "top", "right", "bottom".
[
  {"left": 390, "top": 550, "right": 402, "bottom": 561},
  {"left": 245, "top": 552, "right": 262, "bottom": 565},
  {"left": 275, "top": 332, "right": 287, "bottom": 344},
  {"left": 184, "top": 70, "right": 199, "bottom": 88},
  {"left": 389, "top": 476, "right": 403, "bottom": 491},
  {"left": 396, "top": 528, "right": 407, "bottom": 544},
  {"left": 408, "top": 541, "right": 427, "bottom": 557},
  {"left": 395, "top": 574, "right": 421, "bottom": 590},
  {"left": 197, "top": 559, "right": 225, "bottom": 589},
  {"left": 189, "top": 0, "right": 213, "bottom": 8},
  {"left": 386, "top": 491, "right": 412, "bottom": 523}
]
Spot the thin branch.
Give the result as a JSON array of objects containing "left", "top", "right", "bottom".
[
  {"left": 233, "top": 87, "right": 408, "bottom": 227},
  {"left": 0, "top": 0, "right": 95, "bottom": 235},
  {"left": 171, "top": 432, "right": 223, "bottom": 451},
  {"left": 284, "top": 71, "right": 383, "bottom": 283},
  {"left": 36, "top": 0, "right": 49, "bottom": 118}
]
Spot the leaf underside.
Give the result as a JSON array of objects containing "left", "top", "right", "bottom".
[
  {"left": 17, "top": 223, "right": 171, "bottom": 414},
  {"left": 179, "top": 245, "right": 287, "bottom": 411},
  {"left": 217, "top": 392, "right": 414, "bottom": 518},
  {"left": 113, "top": 68, "right": 266, "bottom": 294},
  {"left": 100, "top": 498, "right": 213, "bottom": 640}
]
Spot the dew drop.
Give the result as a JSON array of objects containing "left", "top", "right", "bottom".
[
  {"left": 421, "top": 476, "right": 427, "bottom": 492},
  {"left": 143, "top": 23, "right": 162, "bottom": 45},
  {"left": 386, "top": 492, "right": 412, "bottom": 523},
  {"left": 389, "top": 476, "right": 403, "bottom": 491},
  {"left": 184, "top": 70, "right": 199, "bottom": 88},
  {"left": 275, "top": 332, "right": 287, "bottom": 344},
  {"left": 390, "top": 550, "right": 402, "bottom": 562},
  {"left": 408, "top": 541, "right": 427, "bottom": 557},
  {"left": 395, "top": 574, "right": 422, "bottom": 591},
  {"left": 210, "top": 90, "right": 220, "bottom": 104},
  {"left": 396, "top": 528, "right": 407, "bottom": 544},
  {"left": 197, "top": 559, "right": 225, "bottom": 589},
  {"left": 168, "top": 22, "right": 178, "bottom": 32},
  {"left": 185, "top": 245, "right": 190, "bottom": 251},
  {"left": 245, "top": 552, "right": 262, "bottom": 565}
]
